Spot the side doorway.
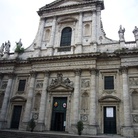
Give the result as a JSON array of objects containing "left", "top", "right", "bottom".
[
  {"left": 51, "top": 97, "right": 67, "bottom": 131},
  {"left": 11, "top": 105, "right": 22, "bottom": 129},
  {"left": 104, "top": 106, "right": 117, "bottom": 134}
]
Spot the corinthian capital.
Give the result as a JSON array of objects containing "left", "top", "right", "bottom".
[
  {"left": 75, "top": 69, "right": 81, "bottom": 76},
  {"left": 120, "top": 66, "right": 128, "bottom": 74},
  {"left": 90, "top": 68, "right": 98, "bottom": 75}
]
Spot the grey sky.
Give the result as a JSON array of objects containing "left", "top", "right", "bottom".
[{"left": 0, "top": 0, "right": 138, "bottom": 51}]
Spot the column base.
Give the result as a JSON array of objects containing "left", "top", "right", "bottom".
[
  {"left": 70, "top": 124, "right": 98, "bottom": 135},
  {"left": 20, "top": 122, "right": 28, "bottom": 131},
  {"left": 35, "top": 123, "right": 45, "bottom": 131},
  {"left": 121, "top": 126, "right": 134, "bottom": 137},
  {"left": 0, "top": 120, "right": 7, "bottom": 129}
]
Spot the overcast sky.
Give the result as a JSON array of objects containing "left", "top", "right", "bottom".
[{"left": 0, "top": 0, "right": 138, "bottom": 51}]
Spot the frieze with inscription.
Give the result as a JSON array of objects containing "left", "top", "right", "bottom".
[{"left": 32, "top": 61, "right": 95, "bottom": 71}]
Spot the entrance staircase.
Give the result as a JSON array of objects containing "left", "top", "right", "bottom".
[{"left": 0, "top": 130, "right": 125, "bottom": 138}]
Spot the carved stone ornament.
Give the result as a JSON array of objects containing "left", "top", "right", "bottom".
[
  {"left": 47, "top": 72, "right": 74, "bottom": 92},
  {"left": 32, "top": 113, "right": 39, "bottom": 120},
  {"left": 129, "top": 78, "right": 138, "bottom": 86},
  {"left": 81, "top": 114, "right": 88, "bottom": 122},
  {"left": 132, "top": 114, "right": 138, "bottom": 123}
]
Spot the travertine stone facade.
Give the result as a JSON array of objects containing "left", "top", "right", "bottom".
[{"left": 0, "top": 0, "right": 138, "bottom": 137}]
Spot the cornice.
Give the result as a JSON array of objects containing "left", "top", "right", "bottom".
[
  {"left": 38, "top": 0, "right": 104, "bottom": 16},
  {"left": 1, "top": 49, "right": 138, "bottom": 65}
]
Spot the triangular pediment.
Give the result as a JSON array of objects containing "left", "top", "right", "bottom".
[
  {"left": 99, "top": 96, "right": 121, "bottom": 103},
  {"left": 48, "top": 84, "right": 74, "bottom": 92},
  {"left": 39, "top": 0, "right": 95, "bottom": 11},
  {"left": 10, "top": 96, "right": 26, "bottom": 102}
]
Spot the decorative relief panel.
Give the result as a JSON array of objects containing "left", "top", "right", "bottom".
[
  {"left": 32, "top": 112, "right": 39, "bottom": 120},
  {"left": 131, "top": 91, "right": 138, "bottom": 110},
  {"left": 80, "top": 114, "right": 88, "bottom": 122},
  {"left": 132, "top": 114, "right": 138, "bottom": 123},
  {"left": 35, "top": 80, "right": 43, "bottom": 89},
  {"left": 81, "top": 79, "right": 90, "bottom": 88},
  {"left": 129, "top": 77, "right": 138, "bottom": 86},
  {"left": 48, "top": 73, "right": 73, "bottom": 88}
]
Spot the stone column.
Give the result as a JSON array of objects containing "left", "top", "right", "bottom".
[
  {"left": 22, "top": 72, "right": 36, "bottom": 125},
  {"left": 73, "top": 69, "right": 81, "bottom": 124},
  {"left": 89, "top": 69, "right": 97, "bottom": 134},
  {"left": 76, "top": 12, "right": 83, "bottom": 53},
  {"left": 121, "top": 67, "right": 134, "bottom": 137},
  {"left": 48, "top": 17, "right": 56, "bottom": 55},
  {"left": 34, "top": 18, "right": 45, "bottom": 57},
  {"left": 37, "top": 71, "right": 49, "bottom": 131},
  {"left": 0, "top": 73, "right": 14, "bottom": 129},
  {"left": 91, "top": 10, "right": 97, "bottom": 52}
]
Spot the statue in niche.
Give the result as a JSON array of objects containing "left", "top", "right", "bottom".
[
  {"left": 118, "top": 25, "right": 125, "bottom": 41},
  {"left": 81, "top": 91, "right": 89, "bottom": 111}
]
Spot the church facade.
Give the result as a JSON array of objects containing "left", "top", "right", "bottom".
[{"left": 0, "top": 0, "right": 138, "bottom": 137}]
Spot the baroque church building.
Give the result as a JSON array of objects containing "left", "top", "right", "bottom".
[{"left": 0, "top": 0, "right": 138, "bottom": 137}]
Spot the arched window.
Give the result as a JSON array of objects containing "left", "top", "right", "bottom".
[{"left": 60, "top": 27, "right": 72, "bottom": 46}]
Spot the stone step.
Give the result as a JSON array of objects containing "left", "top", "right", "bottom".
[{"left": 0, "top": 130, "right": 107, "bottom": 138}]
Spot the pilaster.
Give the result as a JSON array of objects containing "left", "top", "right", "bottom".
[
  {"left": 120, "top": 67, "right": 134, "bottom": 137},
  {"left": 91, "top": 10, "right": 97, "bottom": 52},
  {"left": 37, "top": 71, "right": 50, "bottom": 131},
  {"left": 34, "top": 18, "right": 45, "bottom": 57},
  {"left": 22, "top": 72, "right": 37, "bottom": 127},
  {"left": 48, "top": 17, "right": 56, "bottom": 56},
  {"left": 0, "top": 73, "right": 14, "bottom": 129},
  {"left": 72, "top": 69, "right": 81, "bottom": 124},
  {"left": 76, "top": 12, "right": 83, "bottom": 53},
  {"left": 89, "top": 68, "right": 98, "bottom": 135}
]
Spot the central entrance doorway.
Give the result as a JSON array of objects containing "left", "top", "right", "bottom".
[
  {"left": 51, "top": 97, "right": 67, "bottom": 131},
  {"left": 104, "top": 106, "right": 116, "bottom": 134}
]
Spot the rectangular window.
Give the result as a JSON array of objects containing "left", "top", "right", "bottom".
[
  {"left": 104, "top": 76, "right": 114, "bottom": 89},
  {"left": 18, "top": 80, "right": 26, "bottom": 91}
]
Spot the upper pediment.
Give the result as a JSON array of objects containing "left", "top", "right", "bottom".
[{"left": 39, "top": 0, "right": 104, "bottom": 13}]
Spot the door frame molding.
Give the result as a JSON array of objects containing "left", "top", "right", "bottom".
[{"left": 98, "top": 96, "right": 121, "bottom": 134}]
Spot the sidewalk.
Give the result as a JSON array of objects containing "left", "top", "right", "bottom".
[{"left": 0, "top": 130, "right": 134, "bottom": 138}]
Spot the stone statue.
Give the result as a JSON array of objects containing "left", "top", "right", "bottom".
[
  {"left": 16, "top": 39, "right": 22, "bottom": 47},
  {"left": 5, "top": 41, "right": 10, "bottom": 53},
  {"left": 118, "top": 25, "right": 125, "bottom": 41},
  {"left": 133, "top": 26, "right": 138, "bottom": 40},
  {"left": 0, "top": 43, "right": 4, "bottom": 55}
]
